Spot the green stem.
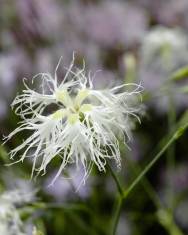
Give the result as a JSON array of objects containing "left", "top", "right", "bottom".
[
  {"left": 126, "top": 157, "right": 162, "bottom": 208},
  {"left": 108, "top": 163, "right": 124, "bottom": 235},
  {"left": 122, "top": 125, "right": 187, "bottom": 200},
  {"left": 157, "top": 209, "right": 184, "bottom": 235},
  {"left": 109, "top": 124, "right": 187, "bottom": 235},
  {"left": 167, "top": 93, "right": 176, "bottom": 210},
  {"left": 111, "top": 196, "right": 123, "bottom": 235},
  {"left": 108, "top": 163, "right": 124, "bottom": 196}
]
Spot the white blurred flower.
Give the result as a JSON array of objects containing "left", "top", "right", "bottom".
[
  {"left": 140, "top": 26, "right": 188, "bottom": 76},
  {"left": 0, "top": 189, "right": 35, "bottom": 235},
  {"left": 5, "top": 54, "right": 142, "bottom": 184},
  {"left": 2, "top": 189, "right": 36, "bottom": 208},
  {"left": 32, "top": 227, "right": 44, "bottom": 235},
  {"left": 144, "top": 27, "right": 186, "bottom": 48},
  {"left": 139, "top": 26, "right": 188, "bottom": 112}
]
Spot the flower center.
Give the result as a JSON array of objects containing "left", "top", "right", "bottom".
[
  {"left": 54, "top": 88, "right": 93, "bottom": 125},
  {"left": 68, "top": 113, "right": 79, "bottom": 125}
]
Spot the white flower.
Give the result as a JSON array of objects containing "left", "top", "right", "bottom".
[
  {"left": 140, "top": 26, "right": 188, "bottom": 70},
  {"left": 5, "top": 54, "right": 142, "bottom": 184},
  {"left": 139, "top": 27, "right": 188, "bottom": 112},
  {"left": 0, "top": 190, "right": 34, "bottom": 235}
]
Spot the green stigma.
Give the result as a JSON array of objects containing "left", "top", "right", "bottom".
[
  {"left": 52, "top": 109, "right": 66, "bottom": 120},
  {"left": 68, "top": 113, "right": 79, "bottom": 125},
  {"left": 80, "top": 104, "right": 93, "bottom": 113}
]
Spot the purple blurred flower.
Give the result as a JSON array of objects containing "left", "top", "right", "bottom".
[
  {"left": 152, "top": 0, "right": 188, "bottom": 28},
  {"left": 133, "top": 0, "right": 188, "bottom": 28},
  {"left": 9, "top": 0, "right": 63, "bottom": 46},
  {"left": 0, "top": 49, "right": 31, "bottom": 119},
  {"left": 44, "top": 168, "right": 93, "bottom": 202},
  {"left": 65, "top": 1, "right": 148, "bottom": 48},
  {"left": 160, "top": 163, "right": 188, "bottom": 193}
]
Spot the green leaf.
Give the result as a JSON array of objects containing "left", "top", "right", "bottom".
[
  {"left": 170, "top": 66, "right": 188, "bottom": 81},
  {"left": 122, "top": 123, "right": 188, "bottom": 200}
]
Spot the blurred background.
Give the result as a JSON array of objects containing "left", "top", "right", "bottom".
[{"left": 0, "top": 0, "right": 188, "bottom": 234}]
